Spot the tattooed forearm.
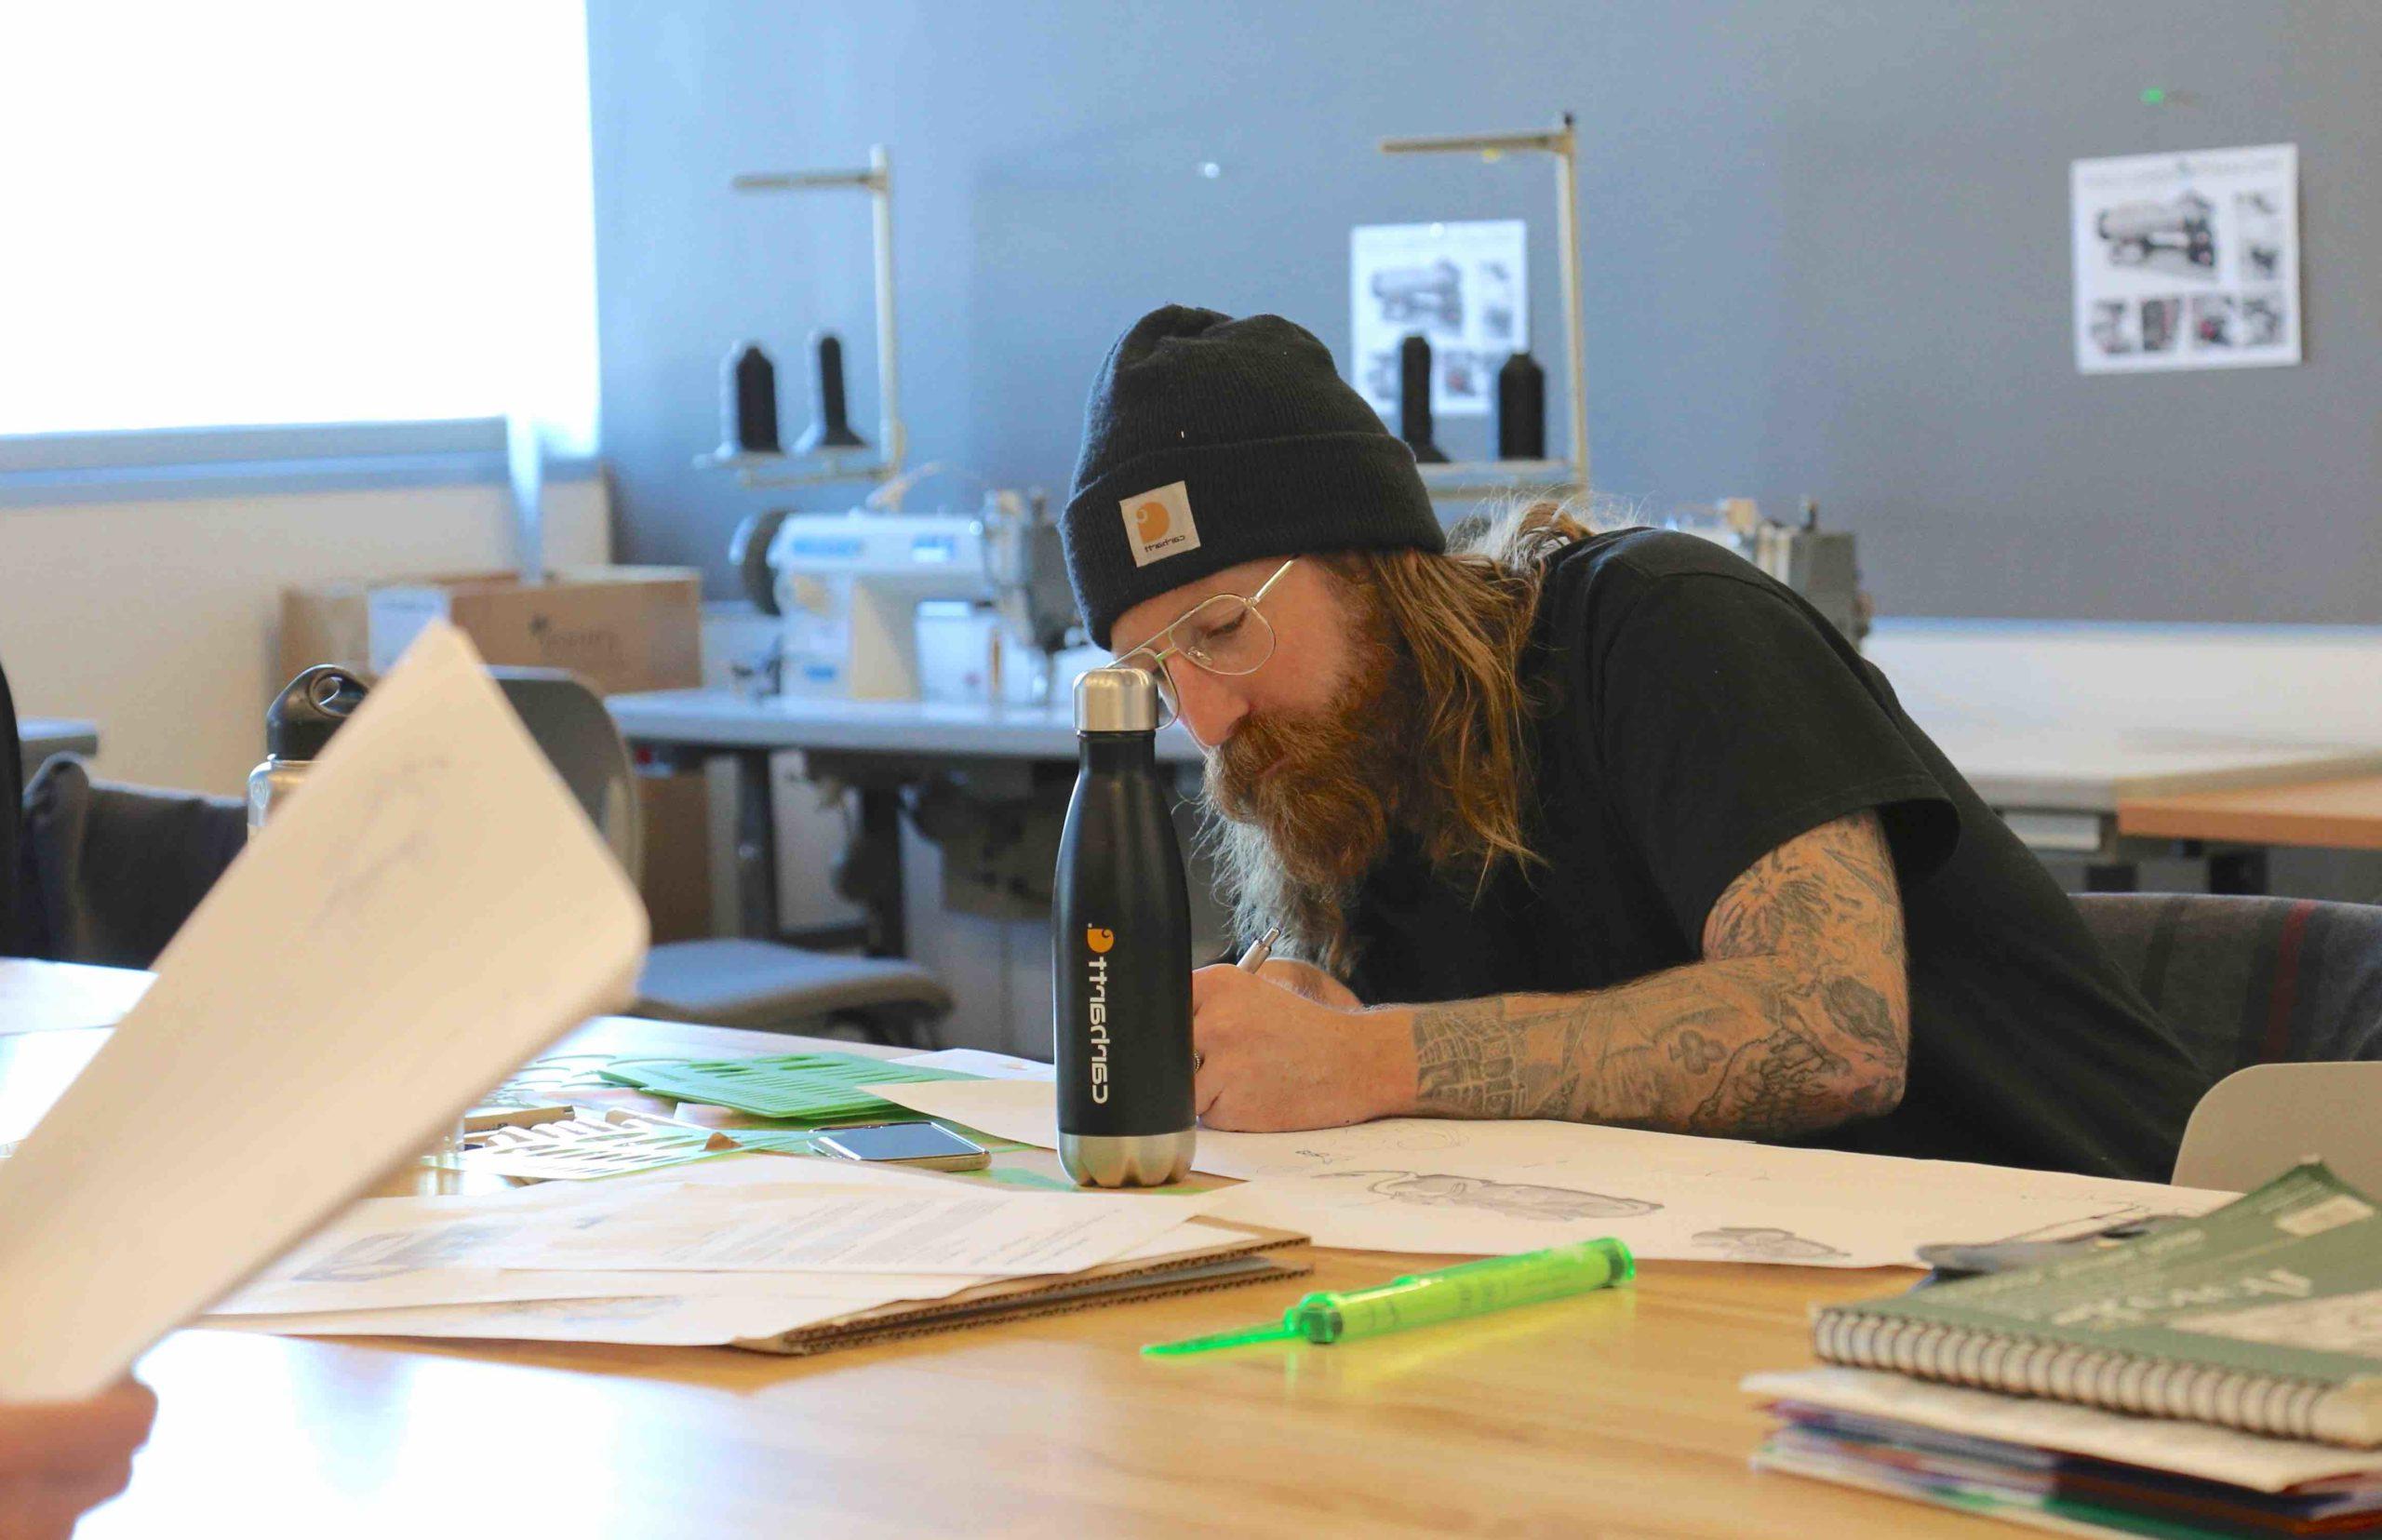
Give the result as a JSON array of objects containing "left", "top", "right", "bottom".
[{"left": 1400, "top": 810, "right": 1909, "bottom": 1139}]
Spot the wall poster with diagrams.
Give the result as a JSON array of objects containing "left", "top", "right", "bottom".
[
  {"left": 2071, "top": 143, "right": 2299, "bottom": 374},
  {"left": 1348, "top": 219, "right": 1526, "bottom": 420}
]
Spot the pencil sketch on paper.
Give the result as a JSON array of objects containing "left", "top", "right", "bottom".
[
  {"left": 1691, "top": 1226, "right": 1848, "bottom": 1263},
  {"left": 1287, "top": 1124, "right": 1467, "bottom": 1169},
  {"left": 293, "top": 1222, "right": 506, "bottom": 1284},
  {"left": 1315, "top": 1171, "right": 1662, "bottom": 1222},
  {"left": 306, "top": 753, "right": 449, "bottom": 933}
]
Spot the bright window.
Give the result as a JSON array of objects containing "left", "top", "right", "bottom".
[{"left": 0, "top": 1, "right": 598, "bottom": 454}]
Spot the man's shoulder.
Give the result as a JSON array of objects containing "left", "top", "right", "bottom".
[
  {"left": 1538, "top": 527, "right": 1777, "bottom": 632},
  {"left": 1548, "top": 526, "right": 1766, "bottom": 588}
]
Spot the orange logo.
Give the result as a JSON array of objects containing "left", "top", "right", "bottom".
[
  {"left": 1133, "top": 502, "right": 1170, "bottom": 542},
  {"left": 1085, "top": 926, "right": 1115, "bottom": 955}
]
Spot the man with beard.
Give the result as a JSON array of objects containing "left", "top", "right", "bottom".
[{"left": 1058, "top": 305, "right": 2208, "bottom": 1181}]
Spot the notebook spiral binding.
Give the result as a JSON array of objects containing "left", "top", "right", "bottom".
[{"left": 1813, "top": 1311, "right": 2336, "bottom": 1443}]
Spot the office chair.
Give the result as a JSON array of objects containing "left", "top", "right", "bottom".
[
  {"left": 1, "top": 648, "right": 22, "bottom": 956},
  {"left": 2072, "top": 892, "right": 2382, "bottom": 1188},
  {"left": 2073, "top": 892, "right": 2382, "bottom": 1077},
  {"left": 489, "top": 669, "right": 952, "bottom": 1046},
  {"left": 18, "top": 756, "right": 248, "bottom": 968}
]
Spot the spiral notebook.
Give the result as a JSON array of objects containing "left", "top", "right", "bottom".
[{"left": 1812, "top": 1162, "right": 2382, "bottom": 1447}]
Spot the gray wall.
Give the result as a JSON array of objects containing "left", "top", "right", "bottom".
[{"left": 587, "top": 0, "right": 2382, "bottom": 623}]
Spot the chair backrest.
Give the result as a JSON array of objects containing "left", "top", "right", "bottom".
[
  {"left": 2, "top": 648, "right": 22, "bottom": 956},
  {"left": 2071, "top": 892, "right": 2382, "bottom": 1081},
  {"left": 20, "top": 757, "right": 248, "bottom": 967},
  {"left": 2174, "top": 1062, "right": 2382, "bottom": 1193},
  {"left": 489, "top": 668, "right": 643, "bottom": 884}
]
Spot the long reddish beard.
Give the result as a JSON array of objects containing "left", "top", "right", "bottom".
[{"left": 1198, "top": 593, "right": 1412, "bottom": 971}]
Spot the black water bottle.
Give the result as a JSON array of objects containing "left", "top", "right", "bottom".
[{"left": 1052, "top": 665, "right": 1195, "bottom": 1186}]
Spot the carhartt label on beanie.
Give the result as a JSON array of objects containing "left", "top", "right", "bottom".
[
  {"left": 1121, "top": 480, "right": 1201, "bottom": 568},
  {"left": 1062, "top": 304, "right": 1443, "bottom": 648}
]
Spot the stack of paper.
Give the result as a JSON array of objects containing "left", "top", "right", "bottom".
[
  {"left": 201, "top": 1155, "right": 1280, "bottom": 1350},
  {"left": 1746, "top": 1167, "right": 2382, "bottom": 1537},
  {"left": 862, "top": 1078, "right": 2239, "bottom": 1267},
  {"left": 1746, "top": 1370, "right": 2382, "bottom": 1538}
]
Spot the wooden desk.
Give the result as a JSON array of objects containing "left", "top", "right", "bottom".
[
  {"left": 16, "top": 977, "right": 1954, "bottom": 1537},
  {"left": 2119, "top": 771, "right": 2382, "bottom": 854}
]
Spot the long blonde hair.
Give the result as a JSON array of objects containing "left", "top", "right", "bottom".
[{"left": 1210, "top": 498, "right": 1606, "bottom": 972}]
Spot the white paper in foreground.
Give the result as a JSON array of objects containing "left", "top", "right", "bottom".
[
  {"left": 480, "top": 1180, "right": 1218, "bottom": 1276},
  {"left": 212, "top": 1168, "right": 984, "bottom": 1315},
  {"left": 865, "top": 1079, "right": 2234, "bottom": 1268},
  {"left": 206, "top": 1217, "right": 1245, "bottom": 1346},
  {"left": 209, "top": 1290, "right": 877, "bottom": 1347},
  {"left": 0, "top": 960, "right": 152, "bottom": 1036},
  {"left": 0, "top": 623, "right": 649, "bottom": 1400},
  {"left": 1744, "top": 1368, "right": 2382, "bottom": 1493}
]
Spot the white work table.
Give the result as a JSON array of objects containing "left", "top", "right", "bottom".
[
  {"left": 609, "top": 688, "right": 1204, "bottom": 764},
  {"left": 609, "top": 689, "right": 1203, "bottom": 955}
]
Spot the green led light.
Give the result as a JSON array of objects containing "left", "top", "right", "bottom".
[{"left": 2141, "top": 87, "right": 2167, "bottom": 105}]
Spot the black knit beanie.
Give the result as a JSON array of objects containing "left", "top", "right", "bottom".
[{"left": 1061, "top": 305, "right": 1444, "bottom": 648}]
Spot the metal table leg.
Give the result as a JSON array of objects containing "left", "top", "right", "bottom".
[
  {"left": 2083, "top": 862, "right": 2139, "bottom": 892},
  {"left": 857, "top": 785, "right": 908, "bottom": 957},
  {"left": 730, "top": 747, "right": 781, "bottom": 941},
  {"left": 2207, "top": 847, "right": 2270, "bottom": 895}
]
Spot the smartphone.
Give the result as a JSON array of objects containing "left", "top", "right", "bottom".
[{"left": 814, "top": 1121, "right": 991, "bottom": 1172}]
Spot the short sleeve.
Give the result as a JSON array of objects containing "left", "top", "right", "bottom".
[{"left": 1584, "top": 571, "right": 1959, "bottom": 944}]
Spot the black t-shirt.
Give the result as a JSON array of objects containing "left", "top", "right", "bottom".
[{"left": 1343, "top": 529, "right": 2207, "bottom": 1181}]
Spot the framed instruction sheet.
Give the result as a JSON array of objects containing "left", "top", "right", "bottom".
[
  {"left": 2071, "top": 143, "right": 2299, "bottom": 374},
  {"left": 1349, "top": 219, "right": 1526, "bottom": 420}
]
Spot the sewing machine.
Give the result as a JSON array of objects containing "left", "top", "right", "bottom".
[
  {"left": 761, "top": 512, "right": 996, "bottom": 700},
  {"left": 1689, "top": 498, "right": 1871, "bottom": 648},
  {"left": 748, "top": 499, "right": 1083, "bottom": 703}
]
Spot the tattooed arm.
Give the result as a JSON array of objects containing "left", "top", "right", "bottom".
[{"left": 1380, "top": 809, "right": 1909, "bottom": 1139}]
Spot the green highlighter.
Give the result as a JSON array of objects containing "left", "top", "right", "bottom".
[{"left": 1142, "top": 1237, "right": 1634, "bottom": 1357}]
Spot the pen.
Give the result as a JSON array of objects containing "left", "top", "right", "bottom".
[
  {"left": 1141, "top": 1237, "right": 1636, "bottom": 1356},
  {"left": 1195, "top": 928, "right": 1283, "bottom": 1076}
]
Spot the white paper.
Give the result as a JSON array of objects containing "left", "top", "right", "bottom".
[
  {"left": 212, "top": 1216, "right": 1244, "bottom": 1347},
  {"left": 209, "top": 1289, "right": 879, "bottom": 1347},
  {"left": 1349, "top": 219, "right": 1526, "bottom": 421},
  {"left": 890, "top": 1048, "right": 1054, "bottom": 1081},
  {"left": 210, "top": 1163, "right": 986, "bottom": 1315},
  {"left": 481, "top": 1180, "right": 1218, "bottom": 1276},
  {"left": 0, "top": 960, "right": 151, "bottom": 1034},
  {"left": 2072, "top": 144, "right": 2299, "bottom": 373},
  {"left": 0, "top": 622, "right": 649, "bottom": 1400},
  {"left": 864, "top": 1079, "right": 2233, "bottom": 1268},
  {"left": 1745, "top": 1368, "right": 2382, "bottom": 1493}
]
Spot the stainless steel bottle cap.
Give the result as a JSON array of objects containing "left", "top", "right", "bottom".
[{"left": 1075, "top": 665, "right": 1160, "bottom": 733}]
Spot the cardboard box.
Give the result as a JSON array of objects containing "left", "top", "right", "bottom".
[
  {"left": 276, "top": 581, "right": 376, "bottom": 687},
  {"left": 276, "top": 567, "right": 712, "bottom": 938},
  {"left": 636, "top": 770, "right": 713, "bottom": 943},
  {"left": 278, "top": 568, "right": 704, "bottom": 698},
  {"left": 368, "top": 568, "right": 703, "bottom": 698}
]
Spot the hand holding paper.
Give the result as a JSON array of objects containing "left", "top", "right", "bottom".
[{"left": 0, "top": 623, "right": 649, "bottom": 1400}]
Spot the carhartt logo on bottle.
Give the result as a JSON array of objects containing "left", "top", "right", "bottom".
[
  {"left": 1085, "top": 926, "right": 1115, "bottom": 1103},
  {"left": 1120, "top": 480, "right": 1200, "bottom": 568}
]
